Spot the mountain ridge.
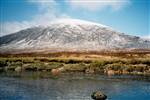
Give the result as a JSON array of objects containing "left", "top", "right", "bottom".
[{"left": 0, "top": 18, "right": 150, "bottom": 53}]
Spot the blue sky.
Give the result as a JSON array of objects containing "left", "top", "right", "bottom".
[{"left": 0, "top": 0, "right": 149, "bottom": 38}]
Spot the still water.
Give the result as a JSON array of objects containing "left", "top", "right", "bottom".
[{"left": 0, "top": 72, "right": 150, "bottom": 100}]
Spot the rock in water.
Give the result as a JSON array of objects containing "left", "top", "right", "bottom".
[
  {"left": 91, "top": 91, "right": 107, "bottom": 100},
  {"left": 15, "top": 66, "right": 22, "bottom": 72}
]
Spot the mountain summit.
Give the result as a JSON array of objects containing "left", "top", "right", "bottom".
[{"left": 0, "top": 18, "right": 150, "bottom": 53}]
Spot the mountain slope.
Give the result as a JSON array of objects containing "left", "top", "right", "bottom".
[{"left": 0, "top": 18, "right": 150, "bottom": 53}]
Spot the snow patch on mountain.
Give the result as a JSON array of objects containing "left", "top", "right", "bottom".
[{"left": 0, "top": 18, "right": 150, "bottom": 52}]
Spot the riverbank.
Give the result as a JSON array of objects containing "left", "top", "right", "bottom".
[{"left": 0, "top": 51, "right": 150, "bottom": 75}]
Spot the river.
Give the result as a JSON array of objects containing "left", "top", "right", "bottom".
[{"left": 0, "top": 72, "right": 150, "bottom": 100}]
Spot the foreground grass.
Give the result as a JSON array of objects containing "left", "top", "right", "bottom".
[{"left": 0, "top": 52, "right": 150, "bottom": 75}]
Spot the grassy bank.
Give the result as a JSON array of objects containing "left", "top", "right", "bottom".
[{"left": 0, "top": 51, "right": 150, "bottom": 75}]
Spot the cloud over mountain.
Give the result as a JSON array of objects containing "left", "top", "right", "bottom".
[{"left": 67, "top": 0, "right": 131, "bottom": 11}]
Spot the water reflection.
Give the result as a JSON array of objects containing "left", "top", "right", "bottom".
[{"left": 0, "top": 72, "right": 150, "bottom": 100}]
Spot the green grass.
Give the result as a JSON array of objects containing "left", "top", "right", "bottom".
[{"left": 0, "top": 54, "right": 150, "bottom": 75}]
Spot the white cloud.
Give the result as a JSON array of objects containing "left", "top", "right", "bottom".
[
  {"left": 67, "top": 0, "right": 131, "bottom": 11},
  {"left": 28, "top": 0, "right": 56, "bottom": 11},
  {"left": 0, "top": 13, "right": 56, "bottom": 37},
  {"left": 142, "top": 34, "right": 150, "bottom": 40},
  {"left": 0, "top": 21, "right": 33, "bottom": 36},
  {"left": 0, "top": 12, "right": 70, "bottom": 37},
  {"left": 0, "top": 0, "right": 131, "bottom": 37},
  {"left": 28, "top": 0, "right": 56, "bottom": 6},
  {"left": 0, "top": 0, "right": 69, "bottom": 37}
]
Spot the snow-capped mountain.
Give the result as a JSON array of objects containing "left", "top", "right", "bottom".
[{"left": 0, "top": 18, "right": 150, "bottom": 53}]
